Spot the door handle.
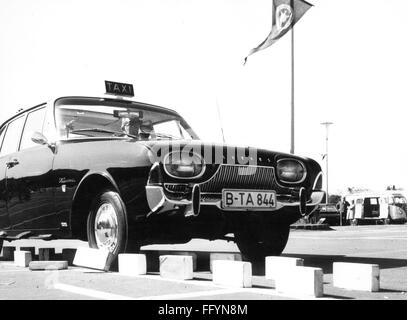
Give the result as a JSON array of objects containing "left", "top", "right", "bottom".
[{"left": 6, "top": 158, "right": 19, "bottom": 168}]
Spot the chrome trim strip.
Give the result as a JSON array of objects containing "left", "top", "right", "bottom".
[
  {"left": 147, "top": 162, "right": 161, "bottom": 185},
  {"left": 299, "top": 187, "right": 306, "bottom": 216},
  {"left": 145, "top": 186, "right": 166, "bottom": 212},
  {"left": 312, "top": 171, "right": 323, "bottom": 190}
]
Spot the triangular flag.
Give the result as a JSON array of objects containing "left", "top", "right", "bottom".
[{"left": 244, "top": 0, "right": 313, "bottom": 65}]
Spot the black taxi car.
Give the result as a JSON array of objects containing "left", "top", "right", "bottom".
[{"left": 0, "top": 92, "right": 324, "bottom": 266}]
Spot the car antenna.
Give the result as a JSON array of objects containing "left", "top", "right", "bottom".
[{"left": 216, "top": 97, "right": 226, "bottom": 144}]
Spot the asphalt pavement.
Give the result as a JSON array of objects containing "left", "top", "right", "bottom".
[{"left": 1, "top": 224, "right": 407, "bottom": 300}]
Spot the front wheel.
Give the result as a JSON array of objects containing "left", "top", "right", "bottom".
[
  {"left": 87, "top": 190, "right": 130, "bottom": 269},
  {"left": 235, "top": 222, "right": 290, "bottom": 263}
]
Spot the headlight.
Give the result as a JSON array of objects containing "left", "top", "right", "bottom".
[
  {"left": 163, "top": 152, "right": 205, "bottom": 179},
  {"left": 276, "top": 159, "right": 306, "bottom": 183}
]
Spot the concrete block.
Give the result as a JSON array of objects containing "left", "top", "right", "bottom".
[
  {"left": 73, "top": 247, "right": 110, "bottom": 271},
  {"left": 159, "top": 255, "right": 193, "bottom": 280},
  {"left": 14, "top": 251, "right": 32, "bottom": 267},
  {"left": 275, "top": 266, "right": 324, "bottom": 298},
  {"left": 38, "top": 248, "right": 56, "bottom": 261},
  {"left": 29, "top": 261, "right": 68, "bottom": 271},
  {"left": 210, "top": 252, "right": 242, "bottom": 272},
  {"left": 333, "top": 262, "right": 380, "bottom": 292},
  {"left": 62, "top": 249, "right": 77, "bottom": 266},
  {"left": 118, "top": 254, "right": 147, "bottom": 276},
  {"left": 1, "top": 247, "right": 16, "bottom": 260},
  {"left": 212, "top": 260, "right": 252, "bottom": 288},
  {"left": 265, "top": 256, "right": 304, "bottom": 281},
  {"left": 160, "top": 251, "right": 197, "bottom": 271}
]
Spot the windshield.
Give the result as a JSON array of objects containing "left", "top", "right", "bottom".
[
  {"left": 391, "top": 196, "right": 407, "bottom": 204},
  {"left": 54, "top": 98, "right": 198, "bottom": 141}
]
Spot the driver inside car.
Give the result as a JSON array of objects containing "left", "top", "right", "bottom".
[
  {"left": 139, "top": 120, "right": 155, "bottom": 140},
  {"left": 121, "top": 116, "right": 142, "bottom": 137}
]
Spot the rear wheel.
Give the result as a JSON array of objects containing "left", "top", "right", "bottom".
[
  {"left": 87, "top": 190, "right": 134, "bottom": 270},
  {"left": 235, "top": 222, "right": 290, "bottom": 263}
]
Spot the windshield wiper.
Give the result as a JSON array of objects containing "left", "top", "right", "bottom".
[
  {"left": 136, "top": 129, "right": 180, "bottom": 140},
  {"left": 70, "top": 128, "right": 138, "bottom": 139},
  {"left": 152, "top": 132, "right": 181, "bottom": 140},
  {"left": 70, "top": 128, "right": 181, "bottom": 140}
]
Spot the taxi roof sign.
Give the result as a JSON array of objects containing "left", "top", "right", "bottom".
[{"left": 105, "top": 80, "right": 134, "bottom": 97}]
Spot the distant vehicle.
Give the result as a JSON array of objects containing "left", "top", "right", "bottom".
[
  {"left": 344, "top": 192, "right": 407, "bottom": 225},
  {"left": 311, "top": 203, "right": 340, "bottom": 225},
  {"left": 383, "top": 193, "right": 407, "bottom": 223}
]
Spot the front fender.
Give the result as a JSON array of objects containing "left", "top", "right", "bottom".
[{"left": 72, "top": 171, "right": 120, "bottom": 202}]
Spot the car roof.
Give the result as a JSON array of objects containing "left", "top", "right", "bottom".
[
  {"left": 0, "top": 102, "right": 46, "bottom": 129},
  {"left": 0, "top": 96, "right": 181, "bottom": 128}
]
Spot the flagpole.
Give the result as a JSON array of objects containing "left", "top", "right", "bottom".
[
  {"left": 243, "top": 0, "right": 312, "bottom": 154},
  {"left": 290, "top": 20, "right": 295, "bottom": 154}
]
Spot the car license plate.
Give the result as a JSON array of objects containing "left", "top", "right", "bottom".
[{"left": 222, "top": 190, "right": 277, "bottom": 209}]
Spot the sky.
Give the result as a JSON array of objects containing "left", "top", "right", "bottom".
[{"left": 1, "top": 0, "right": 407, "bottom": 194}]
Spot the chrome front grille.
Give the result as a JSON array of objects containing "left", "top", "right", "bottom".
[{"left": 200, "top": 164, "right": 277, "bottom": 193}]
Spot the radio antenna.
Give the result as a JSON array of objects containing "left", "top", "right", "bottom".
[{"left": 216, "top": 97, "right": 226, "bottom": 143}]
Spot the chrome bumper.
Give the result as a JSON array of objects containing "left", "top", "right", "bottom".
[{"left": 146, "top": 185, "right": 325, "bottom": 217}]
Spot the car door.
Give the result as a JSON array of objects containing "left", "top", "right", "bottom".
[
  {"left": 0, "top": 125, "right": 10, "bottom": 230},
  {"left": 5, "top": 106, "right": 56, "bottom": 230}
]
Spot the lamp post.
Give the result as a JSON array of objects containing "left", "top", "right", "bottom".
[{"left": 321, "top": 122, "right": 333, "bottom": 205}]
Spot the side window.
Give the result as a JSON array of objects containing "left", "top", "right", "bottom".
[
  {"left": 154, "top": 120, "right": 183, "bottom": 138},
  {"left": 0, "top": 116, "right": 26, "bottom": 156},
  {"left": 20, "top": 107, "right": 46, "bottom": 150},
  {"left": 42, "top": 106, "right": 57, "bottom": 142}
]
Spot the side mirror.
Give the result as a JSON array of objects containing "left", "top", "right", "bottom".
[{"left": 31, "top": 131, "right": 49, "bottom": 145}]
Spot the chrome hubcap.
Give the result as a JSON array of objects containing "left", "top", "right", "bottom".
[{"left": 94, "top": 203, "right": 118, "bottom": 252}]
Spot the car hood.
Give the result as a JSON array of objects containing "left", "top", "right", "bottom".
[{"left": 140, "top": 139, "right": 312, "bottom": 167}]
